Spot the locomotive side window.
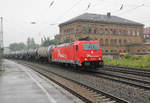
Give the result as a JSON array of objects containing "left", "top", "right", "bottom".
[
  {"left": 83, "top": 43, "right": 100, "bottom": 50},
  {"left": 76, "top": 45, "right": 78, "bottom": 51}
]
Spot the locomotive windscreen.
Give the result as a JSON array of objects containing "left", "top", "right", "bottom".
[{"left": 83, "top": 43, "right": 100, "bottom": 50}]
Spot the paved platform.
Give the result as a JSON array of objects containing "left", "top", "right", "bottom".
[{"left": 0, "top": 59, "right": 83, "bottom": 103}]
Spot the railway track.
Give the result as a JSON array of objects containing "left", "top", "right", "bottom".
[
  {"left": 88, "top": 70, "right": 150, "bottom": 90},
  {"left": 19, "top": 61, "right": 129, "bottom": 103},
  {"left": 103, "top": 65, "right": 150, "bottom": 78}
]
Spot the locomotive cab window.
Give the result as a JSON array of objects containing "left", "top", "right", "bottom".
[{"left": 83, "top": 43, "right": 100, "bottom": 50}]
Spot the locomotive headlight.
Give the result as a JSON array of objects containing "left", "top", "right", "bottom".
[
  {"left": 85, "top": 58, "right": 88, "bottom": 61},
  {"left": 98, "top": 57, "right": 101, "bottom": 60}
]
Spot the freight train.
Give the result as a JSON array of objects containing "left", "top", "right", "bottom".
[{"left": 5, "top": 40, "right": 104, "bottom": 69}]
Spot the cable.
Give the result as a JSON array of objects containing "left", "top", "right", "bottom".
[
  {"left": 49, "top": 1, "right": 55, "bottom": 8},
  {"left": 50, "top": 0, "right": 84, "bottom": 25},
  {"left": 115, "top": 0, "right": 150, "bottom": 15}
]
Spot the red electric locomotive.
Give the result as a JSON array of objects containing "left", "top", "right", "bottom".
[{"left": 51, "top": 40, "right": 103, "bottom": 69}]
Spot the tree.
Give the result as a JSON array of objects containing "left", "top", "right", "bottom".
[
  {"left": 41, "top": 37, "right": 59, "bottom": 47},
  {"left": 27, "top": 37, "right": 39, "bottom": 49},
  {"left": 9, "top": 42, "right": 26, "bottom": 51}
]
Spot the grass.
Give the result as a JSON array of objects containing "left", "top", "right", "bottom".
[{"left": 103, "top": 54, "right": 150, "bottom": 69}]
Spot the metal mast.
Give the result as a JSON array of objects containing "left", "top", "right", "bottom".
[{"left": 0, "top": 17, "right": 3, "bottom": 49}]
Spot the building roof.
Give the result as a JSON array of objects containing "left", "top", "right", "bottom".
[
  {"left": 144, "top": 27, "right": 150, "bottom": 34},
  {"left": 59, "top": 13, "right": 144, "bottom": 26}
]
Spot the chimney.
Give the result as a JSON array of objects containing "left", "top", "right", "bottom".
[{"left": 107, "top": 12, "right": 111, "bottom": 17}]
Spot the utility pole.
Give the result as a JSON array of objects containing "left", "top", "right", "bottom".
[
  {"left": 0, "top": 17, "right": 3, "bottom": 59},
  {"left": 0, "top": 17, "right": 3, "bottom": 49}
]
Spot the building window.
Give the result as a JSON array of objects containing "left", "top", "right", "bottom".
[
  {"left": 124, "top": 40, "right": 127, "bottom": 45},
  {"left": 119, "top": 39, "right": 122, "bottom": 46},
  {"left": 114, "top": 39, "right": 117, "bottom": 46},
  {"left": 82, "top": 27, "right": 86, "bottom": 34},
  {"left": 94, "top": 28, "right": 97, "bottom": 34},
  {"left": 105, "top": 39, "right": 108, "bottom": 46},
  {"left": 118, "top": 30, "right": 121, "bottom": 35},
  {"left": 88, "top": 28, "right": 91, "bottom": 34},
  {"left": 100, "top": 39, "right": 104, "bottom": 46},
  {"left": 76, "top": 28, "right": 79, "bottom": 34},
  {"left": 130, "top": 30, "right": 132, "bottom": 35},
  {"left": 123, "top": 30, "right": 126, "bottom": 35},
  {"left": 95, "top": 38, "right": 98, "bottom": 40},
  {"left": 105, "top": 50, "right": 108, "bottom": 52},
  {"left": 128, "top": 31, "right": 130, "bottom": 35},
  {"left": 110, "top": 39, "right": 117, "bottom": 46},
  {"left": 111, "top": 50, "right": 113, "bottom": 52},
  {"left": 113, "top": 29, "right": 116, "bottom": 35},
  {"left": 137, "top": 31, "right": 139, "bottom": 36},
  {"left": 99, "top": 28, "right": 104, "bottom": 34},
  {"left": 110, "top": 39, "right": 113, "bottom": 46},
  {"left": 116, "top": 30, "right": 119, "bottom": 35},
  {"left": 110, "top": 29, "right": 113, "bottom": 34},
  {"left": 132, "top": 31, "right": 135, "bottom": 36},
  {"left": 105, "top": 29, "right": 109, "bottom": 34}
]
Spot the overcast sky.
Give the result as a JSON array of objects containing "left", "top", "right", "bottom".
[{"left": 0, "top": 0, "right": 150, "bottom": 46}]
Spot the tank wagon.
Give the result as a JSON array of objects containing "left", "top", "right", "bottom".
[
  {"left": 36, "top": 45, "right": 54, "bottom": 62},
  {"left": 5, "top": 40, "right": 104, "bottom": 69},
  {"left": 27, "top": 49, "right": 37, "bottom": 60}
]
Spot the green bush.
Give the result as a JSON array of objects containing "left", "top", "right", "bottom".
[{"left": 103, "top": 55, "right": 150, "bottom": 69}]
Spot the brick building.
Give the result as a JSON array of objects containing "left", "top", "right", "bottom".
[
  {"left": 144, "top": 27, "right": 150, "bottom": 42},
  {"left": 59, "top": 13, "right": 150, "bottom": 55}
]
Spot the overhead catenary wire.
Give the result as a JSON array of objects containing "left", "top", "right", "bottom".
[
  {"left": 85, "top": 0, "right": 93, "bottom": 11},
  {"left": 115, "top": 0, "right": 150, "bottom": 15},
  {"left": 49, "top": 1, "right": 55, "bottom": 8},
  {"left": 50, "top": 0, "right": 84, "bottom": 26},
  {"left": 40, "top": 0, "right": 150, "bottom": 35},
  {"left": 120, "top": 0, "right": 126, "bottom": 10}
]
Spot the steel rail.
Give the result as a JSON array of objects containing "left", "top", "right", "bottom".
[{"left": 20, "top": 61, "right": 129, "bottom": 103}]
